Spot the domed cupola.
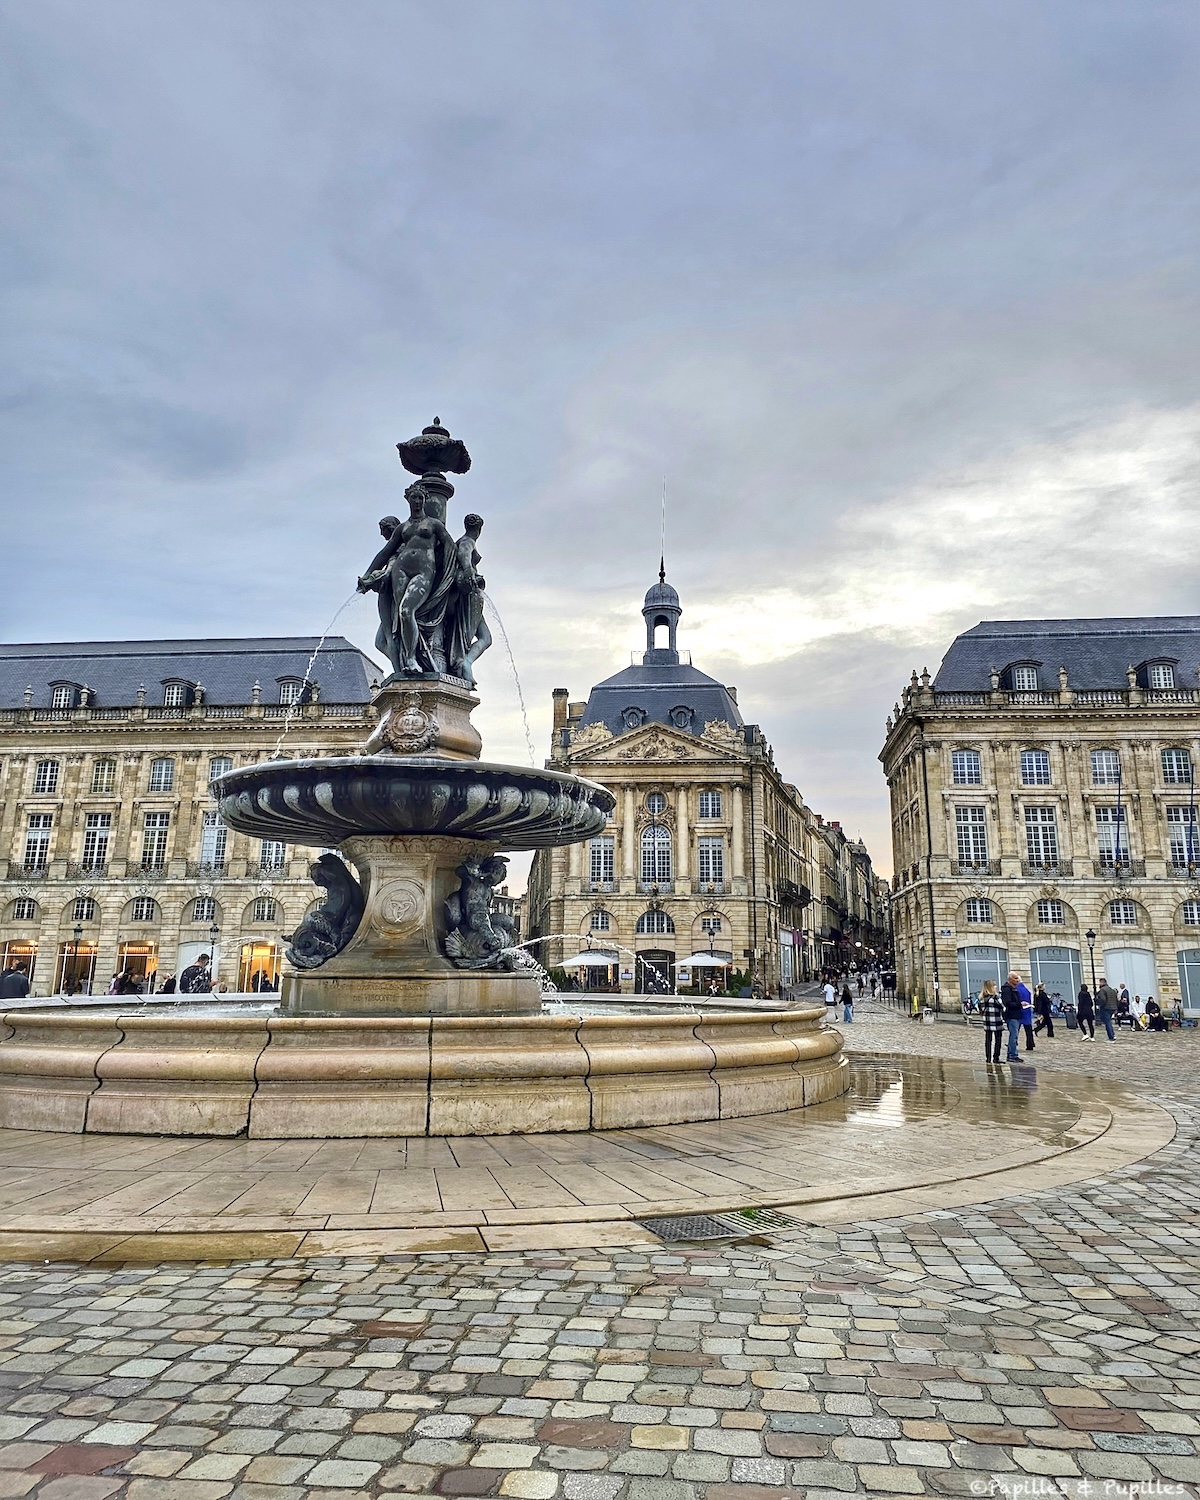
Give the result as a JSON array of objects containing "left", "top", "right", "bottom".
[{"left": 643, "top": 563, "right": 682, "bottom": 664}]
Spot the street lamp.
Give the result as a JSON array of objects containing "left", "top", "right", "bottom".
[
  {"left": 209, "top": 922, "right": 220, "bottom": 991},
  {"left": 1085, "top": 928, "right": 1097, "bottom": 992},
  {"left": 69, "top": 921, "right": 82, "bottom": 994}
]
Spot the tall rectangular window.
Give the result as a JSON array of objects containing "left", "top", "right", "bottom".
[
  {"left": 951, "top": 750, "right": 982, "bottom": 785},
  {"left": 260, "top": 839, "right": 287, "bottom": 871},
  {"left": 141, "top": 811, "right": 170, "bottom": 868},
  {"left": 697, "top": 790, "right": 723, "bottom": 819},
  {"left": 91, "top": 758, "right": 116, "bottom": 793},
  {"left": 589, "top": 836, "right": 615, "bottom": 884},
  {"left": 82, "top": 812, "right": 111, "bottom": 870},
  {"left": 698, "top": 837, "right": 725, "bottom": 886},
  {"left": 1024, "top": 807, "right": 1059, "bottom": 867},
  {"left": 1095, "top": 806, "right": 1128, "bottom": 865},
  {"left": 1162, "top": 748, "right": 1193, "bottom": 784},
  {"left": 148, "top": 758, "right": 175, "bottom": 793},
  {"left": 33, "top": 760, "right": 59, "bottom": 795},
  {"left": 1020, "top": 749, "right": 1051, "bottom": 785},
  {"left": 1149, "top": 664, "right": 1175, "bottom": 689},
  {"left": 1167, "top": 807, "right": 1198, "bottom": 867},
  {"left": 23, "top": 814, "right": 52, "bottom": 868},
  {"left": 1091, "top": 749, "right": 1121, "bottom": 785},
  {"left": 955, "top": 806, "right": 988, "bottom": 866},
  {"left": 200, "top": 810, "right": 227, "bottom": 868}
]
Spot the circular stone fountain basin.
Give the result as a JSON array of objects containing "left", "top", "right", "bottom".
[{"left": 216, "top": 756, "right": 615, "bottom": 849}]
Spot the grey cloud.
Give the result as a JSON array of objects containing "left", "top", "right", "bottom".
[{"left": 3, "top": 0, "right": 1200, "bottom": 880}]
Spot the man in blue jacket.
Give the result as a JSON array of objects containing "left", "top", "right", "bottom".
[{"left": 1001, "top": 973, "right": 1025, "bottom": 1062}]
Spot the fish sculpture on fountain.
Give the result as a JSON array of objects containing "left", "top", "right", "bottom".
[{"left": 215, "top": 420, "right": 615, "bottom": 1016}]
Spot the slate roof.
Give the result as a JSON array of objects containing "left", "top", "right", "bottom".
[
  {"left": 580, "top": 661, "right": 744, "bottom": 739},
  {"left": 0, "top": 637, "right": 376, "bottom": 709},
  {"left": 934, "top": 617, "right": 1200, "bottom": 691}
]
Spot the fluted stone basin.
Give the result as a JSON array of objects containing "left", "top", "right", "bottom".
[{"left": 215, "top": 757, "right": 614, "bottom": 850}]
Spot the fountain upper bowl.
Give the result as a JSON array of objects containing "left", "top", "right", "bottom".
[{"left": 215, "top": 756, "right": 615, "bottom": 850}]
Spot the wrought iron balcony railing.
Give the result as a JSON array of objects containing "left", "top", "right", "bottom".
[
  {"left": 1094, "top": 858, "right": 1146, "bottom": 879},
  {"left": 1021, "top": 859, "right": 1074, "bottom": 878},
  {"left": 126, "top": 862, "right": 167, "bottom": 881},
  {"left": 951, "top": 859, "right": 1001, "bottom": 877},
  {"left": 66, "top": 861, "right": 108, "bottom": 879}
]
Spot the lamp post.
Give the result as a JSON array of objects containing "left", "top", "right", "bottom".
[
  {"left": 69, "top": 921, "right": 82, "bottom": 994},
  {"left": 1085, "top": 928, "right": 1097, "bottom": 993},
  {"left": 209, "top": 922, "right": 220, "bottom": 991}
]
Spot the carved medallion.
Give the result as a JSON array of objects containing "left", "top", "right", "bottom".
[
  {"left": 382, "top": 693, "right": 440, "bottom": 754},
  {"left": 375, "top": 879, "right": 424, "bottom": 931}
]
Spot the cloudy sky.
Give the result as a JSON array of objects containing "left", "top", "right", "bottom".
[{"left": 4, "top": 0, "right": 1200, "bottom": 880}]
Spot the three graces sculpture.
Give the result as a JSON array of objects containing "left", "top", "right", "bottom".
[{"left": 357, "top": 418, "right": 492, "bottom": 688}]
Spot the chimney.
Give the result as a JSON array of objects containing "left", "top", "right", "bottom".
[
  {"left": 552, "top": 688, "right": 569, "bottom": 733},
  {"left": 727, "top": 686, "right": 738, "bottom": 704},
  {"left": 568, "top": 701, "right": 586, "bottom": 721}
]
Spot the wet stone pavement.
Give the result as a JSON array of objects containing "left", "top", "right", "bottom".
[{"left": 0, "top": 1001, "right": 1198, "bottom": 1500}]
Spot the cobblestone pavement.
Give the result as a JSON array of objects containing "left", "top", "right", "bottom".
[{"left": 0, "top": 1004, "right": 1197, "bottom": 1500}]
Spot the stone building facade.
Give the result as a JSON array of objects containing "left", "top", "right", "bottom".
[
  {"left": 526, "top": 574, "right": 886, "bottom": 993},
  {"left": 881, "top": 617, "right": 1200, "bottom": 1014},
  {"left": 0, "top": 637, "right": 374, "bottom": 995}
]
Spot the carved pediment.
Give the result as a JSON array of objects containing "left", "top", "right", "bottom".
[{"left": 568, "top": 721, "right": 613, "bottom": 751}]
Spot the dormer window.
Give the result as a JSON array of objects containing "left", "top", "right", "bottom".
[
  {"left": 51, "top": 685, "right": 75, "bottom": 709},
  {"left": 278, "top": 679, "right": 304, "bottom": 706},
  {"left": 668, "top": 705, "right": 693, "bottom": 730},
  {"left": 162, "top": 682, "right": 189, "bottom": 707},
  {"left": 1149, "top": 663, "right": 1175, "bottom": 690},
  {"left": 621, "top": 706, "right": 647, "bottom": 730},
  {"left": 1011, "top": 666, "right": 1039, "bottom": 692}
]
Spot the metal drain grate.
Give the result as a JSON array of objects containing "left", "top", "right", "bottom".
[
  {"left": 639, "top": 1214, "right": 747, "bottom": 1242},
  {"left": 639, "top": 1207, "right": 807, "bottom": 1242}
]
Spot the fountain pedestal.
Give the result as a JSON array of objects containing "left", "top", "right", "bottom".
[{"left": 283, "top": 834, "right": 541, "bottom": 1016}]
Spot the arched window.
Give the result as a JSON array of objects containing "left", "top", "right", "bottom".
[
  {"left": 131, "top": 897, "right": 158, "bottom": 922},
  {"left": 252, "top": 896, "right": 278, "bottom": 923},
  {"left": 640, "top": 824, "right": 672, "bottom": 885},
  {"left": 1108, "top": 899, "right": 1137, "bottom": 926},
  {"left": 12, "top": 898, "right": 37, "bottom": 922},
  {"left": 589, "top": 910, "right": 612, "bottom": 932},
  {"left": 278, "top": 679, "right": 304, "bottom": 705},
  {"left": 700, "top": 914, "right": 722, "bottom": 936},
  {"left": 1182, "top": 900, "right": 1200, "bottom": 927},
  {"left": 72, "top": 897, "right": 97, "bottom": 923},
  {"left": 192, "top": 895, "right": 216, "bottom": 923},
  {"left": 636, "top": 910, "right": 675, "bottom": 935}
]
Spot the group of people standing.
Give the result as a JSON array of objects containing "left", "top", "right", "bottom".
[{"left": 977, "top": 970, "right": 1170, "bottom": 1061}]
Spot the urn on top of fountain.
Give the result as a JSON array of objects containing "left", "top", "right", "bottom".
[{"left": 357, "top": 418, "right": 491, "bottom": 759}]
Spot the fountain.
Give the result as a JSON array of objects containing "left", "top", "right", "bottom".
[{"left": 0, "top": 421, "right": 847, "bottom": 1138}]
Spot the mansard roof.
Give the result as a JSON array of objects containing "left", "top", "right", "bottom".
[
  {"left": 934, "top": 617, "right": 1200, "bottom": 692},
  {"left": 0, "top": 637, "right": 376, "bottom": 708},
  {"left": 579, "top": 660, "right": 745, "bottom": 740}
]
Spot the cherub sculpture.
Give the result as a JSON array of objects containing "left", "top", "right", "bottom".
[{"left": 443, "top": 854, "right": 518, "bottom": 969}]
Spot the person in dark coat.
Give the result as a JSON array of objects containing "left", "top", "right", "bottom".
[
  {"left": 1033, "top": 983, "right": 1055, "bottom": 1038},
  {"left": 179, "top": 954, "right": 213, "bottom": 994},
  {"left": 158, "top": 973, "right": 177, "bottom": 994},
  {"left": 0, "top": 964, "right": 30, "bottom": 1000},
  {"left": 1001, "top": 974, "right": 1024, "bottom": 1061},
  {"left": 1095, "top": 977, "right": 1119, "bottom": 1041},
  {"left": 1076, "top": 984, "right": 1096, "bottom": 1040},
  {"left": 1145, "top": 998, "right": 1168, "bottom": 1032}
]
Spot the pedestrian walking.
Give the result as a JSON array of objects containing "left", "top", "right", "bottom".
[
  {"left": 822, "top": 978, "right": 836, "bottom": 1010},
  {"left": 1001, "top": 973, "right": 1024, "bottom": 1061},
  {"left": 978, "top": 979, "right": 1004, "bottom": 1063},
  {"left": 841, "top": 982, "right": 854, "bottom": 1023},
  {"left": 1033, "top": 982, "right": 1055, "bottom": 1038},
  {"left": 1017, "top": 975, "right": 1035, "bottom": 1051},
  {"left": 856, "top": 974, "right": 864, "bottom": 997},
  {"left": 1076, "top": 983, "right": 1096, "bottom": 1040},
  {"left": 0, "top": 963, "right": 30, "bottom": 1000},
  {"left": 1095, "top": 976, "right": 1119, "bottom": 1042}
]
